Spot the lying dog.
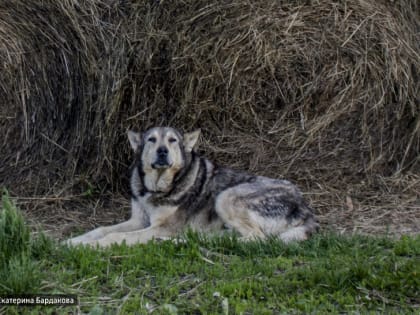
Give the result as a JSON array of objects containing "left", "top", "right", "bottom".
[{"left": 68, "top": 127, "right": 318, "bottom": 246}]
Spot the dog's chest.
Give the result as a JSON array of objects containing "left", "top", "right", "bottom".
[{"left": 139, "top": 194, "right": 178, "bottom": 226}]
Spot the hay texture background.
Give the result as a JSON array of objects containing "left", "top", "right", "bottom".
[{"left": 0, "top": 0, "right": 419, "bottom": 237}]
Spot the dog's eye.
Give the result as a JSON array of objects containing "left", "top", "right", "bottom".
[
  {"left": 168, "top": 138, "right": 177, "bottom": 143},
  {"left": 148, "top": 137, "right": 156, "bottom": 143}
]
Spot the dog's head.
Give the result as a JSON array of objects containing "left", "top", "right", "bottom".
[{"left": 127, "top": 127, "right": 200, "bottom": 192}]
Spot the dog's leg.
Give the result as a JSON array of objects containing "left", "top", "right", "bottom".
[
  {"left": 87, "top": 225, "right": 173, "bottom": 247},
  {"left": 67, "top": 219, "right": 146, "bottom": 245},
  {"left": 67, "top": 199, "right": 148, "bottom": 245}
]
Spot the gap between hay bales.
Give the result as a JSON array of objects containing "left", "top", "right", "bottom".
[{"left": 0, "top": 0, "right": 419, "bottom": 238}]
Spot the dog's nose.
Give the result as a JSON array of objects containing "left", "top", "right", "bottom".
[{"left": 157, "top": 146, "right": 168, "bottom": 157}]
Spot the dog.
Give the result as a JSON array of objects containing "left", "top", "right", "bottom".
[{"left": 68, "top": 127, "right": 319, "bottom": 246}]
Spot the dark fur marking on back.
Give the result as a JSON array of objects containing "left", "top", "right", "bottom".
[
  {"left": 241, "top": 188, "right": 311, "bottom": 221},
  {"left": 210, "top": 166, "right": 257, "bottom": 192}
]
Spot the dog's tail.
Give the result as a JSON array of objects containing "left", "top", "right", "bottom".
[{"left": 302, "top": 203, "right": 320, "bottom": 237}]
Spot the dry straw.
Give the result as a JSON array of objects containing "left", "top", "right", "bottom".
[{"left": 0, "top": 0, "right": 418, "bottom": 236}]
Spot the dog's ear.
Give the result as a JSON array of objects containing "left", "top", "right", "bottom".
[
  {"left": 183, "top": 129, "right": 201, "bottom": 152},
  {"left": 127, "top": 130, "right": 141, "bottom": 151}
]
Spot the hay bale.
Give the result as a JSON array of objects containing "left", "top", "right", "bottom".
[{"left": 0, "top": 0, "right": 418, "bottom": 198}]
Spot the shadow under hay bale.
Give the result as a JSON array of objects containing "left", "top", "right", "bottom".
[{"left": 0, "top": 0, "right": 418, "bottom": 237}]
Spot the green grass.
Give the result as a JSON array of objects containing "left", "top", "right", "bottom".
[{"left": 0, "top": 190, "right": 419, "bottom": 314}]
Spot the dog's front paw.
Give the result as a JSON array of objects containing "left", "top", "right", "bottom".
[
  {"left": 64, "top": 228, "right": 106, "bottom": 246},
  {"left": 65, "top": 233, "right": 100, "bottom": 246},
  {"left": 64, "top": 235, "right": 90, "bottom": 246},
  {"left": 89, "top": 234, "right": 125, "bottom": 247}
]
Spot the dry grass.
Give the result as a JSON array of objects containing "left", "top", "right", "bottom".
[{"left": 0, "top": 0, "right": 418, "bottom": 237}]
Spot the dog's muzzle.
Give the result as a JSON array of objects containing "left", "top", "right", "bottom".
[{"left": 152, "top": 146, "right": 172, "bottom": 169}]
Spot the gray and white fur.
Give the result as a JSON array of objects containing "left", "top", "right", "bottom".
[{"left": 68, "top": 127, "right": 319, "bottom": 246}]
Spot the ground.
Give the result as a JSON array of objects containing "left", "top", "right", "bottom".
[{"left": 16, "top": 171, "right": 420, "bottom": 241}]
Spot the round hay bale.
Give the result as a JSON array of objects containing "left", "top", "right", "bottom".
[{"left": 0, "top": 0, "right": 418, "bottom": 198}]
